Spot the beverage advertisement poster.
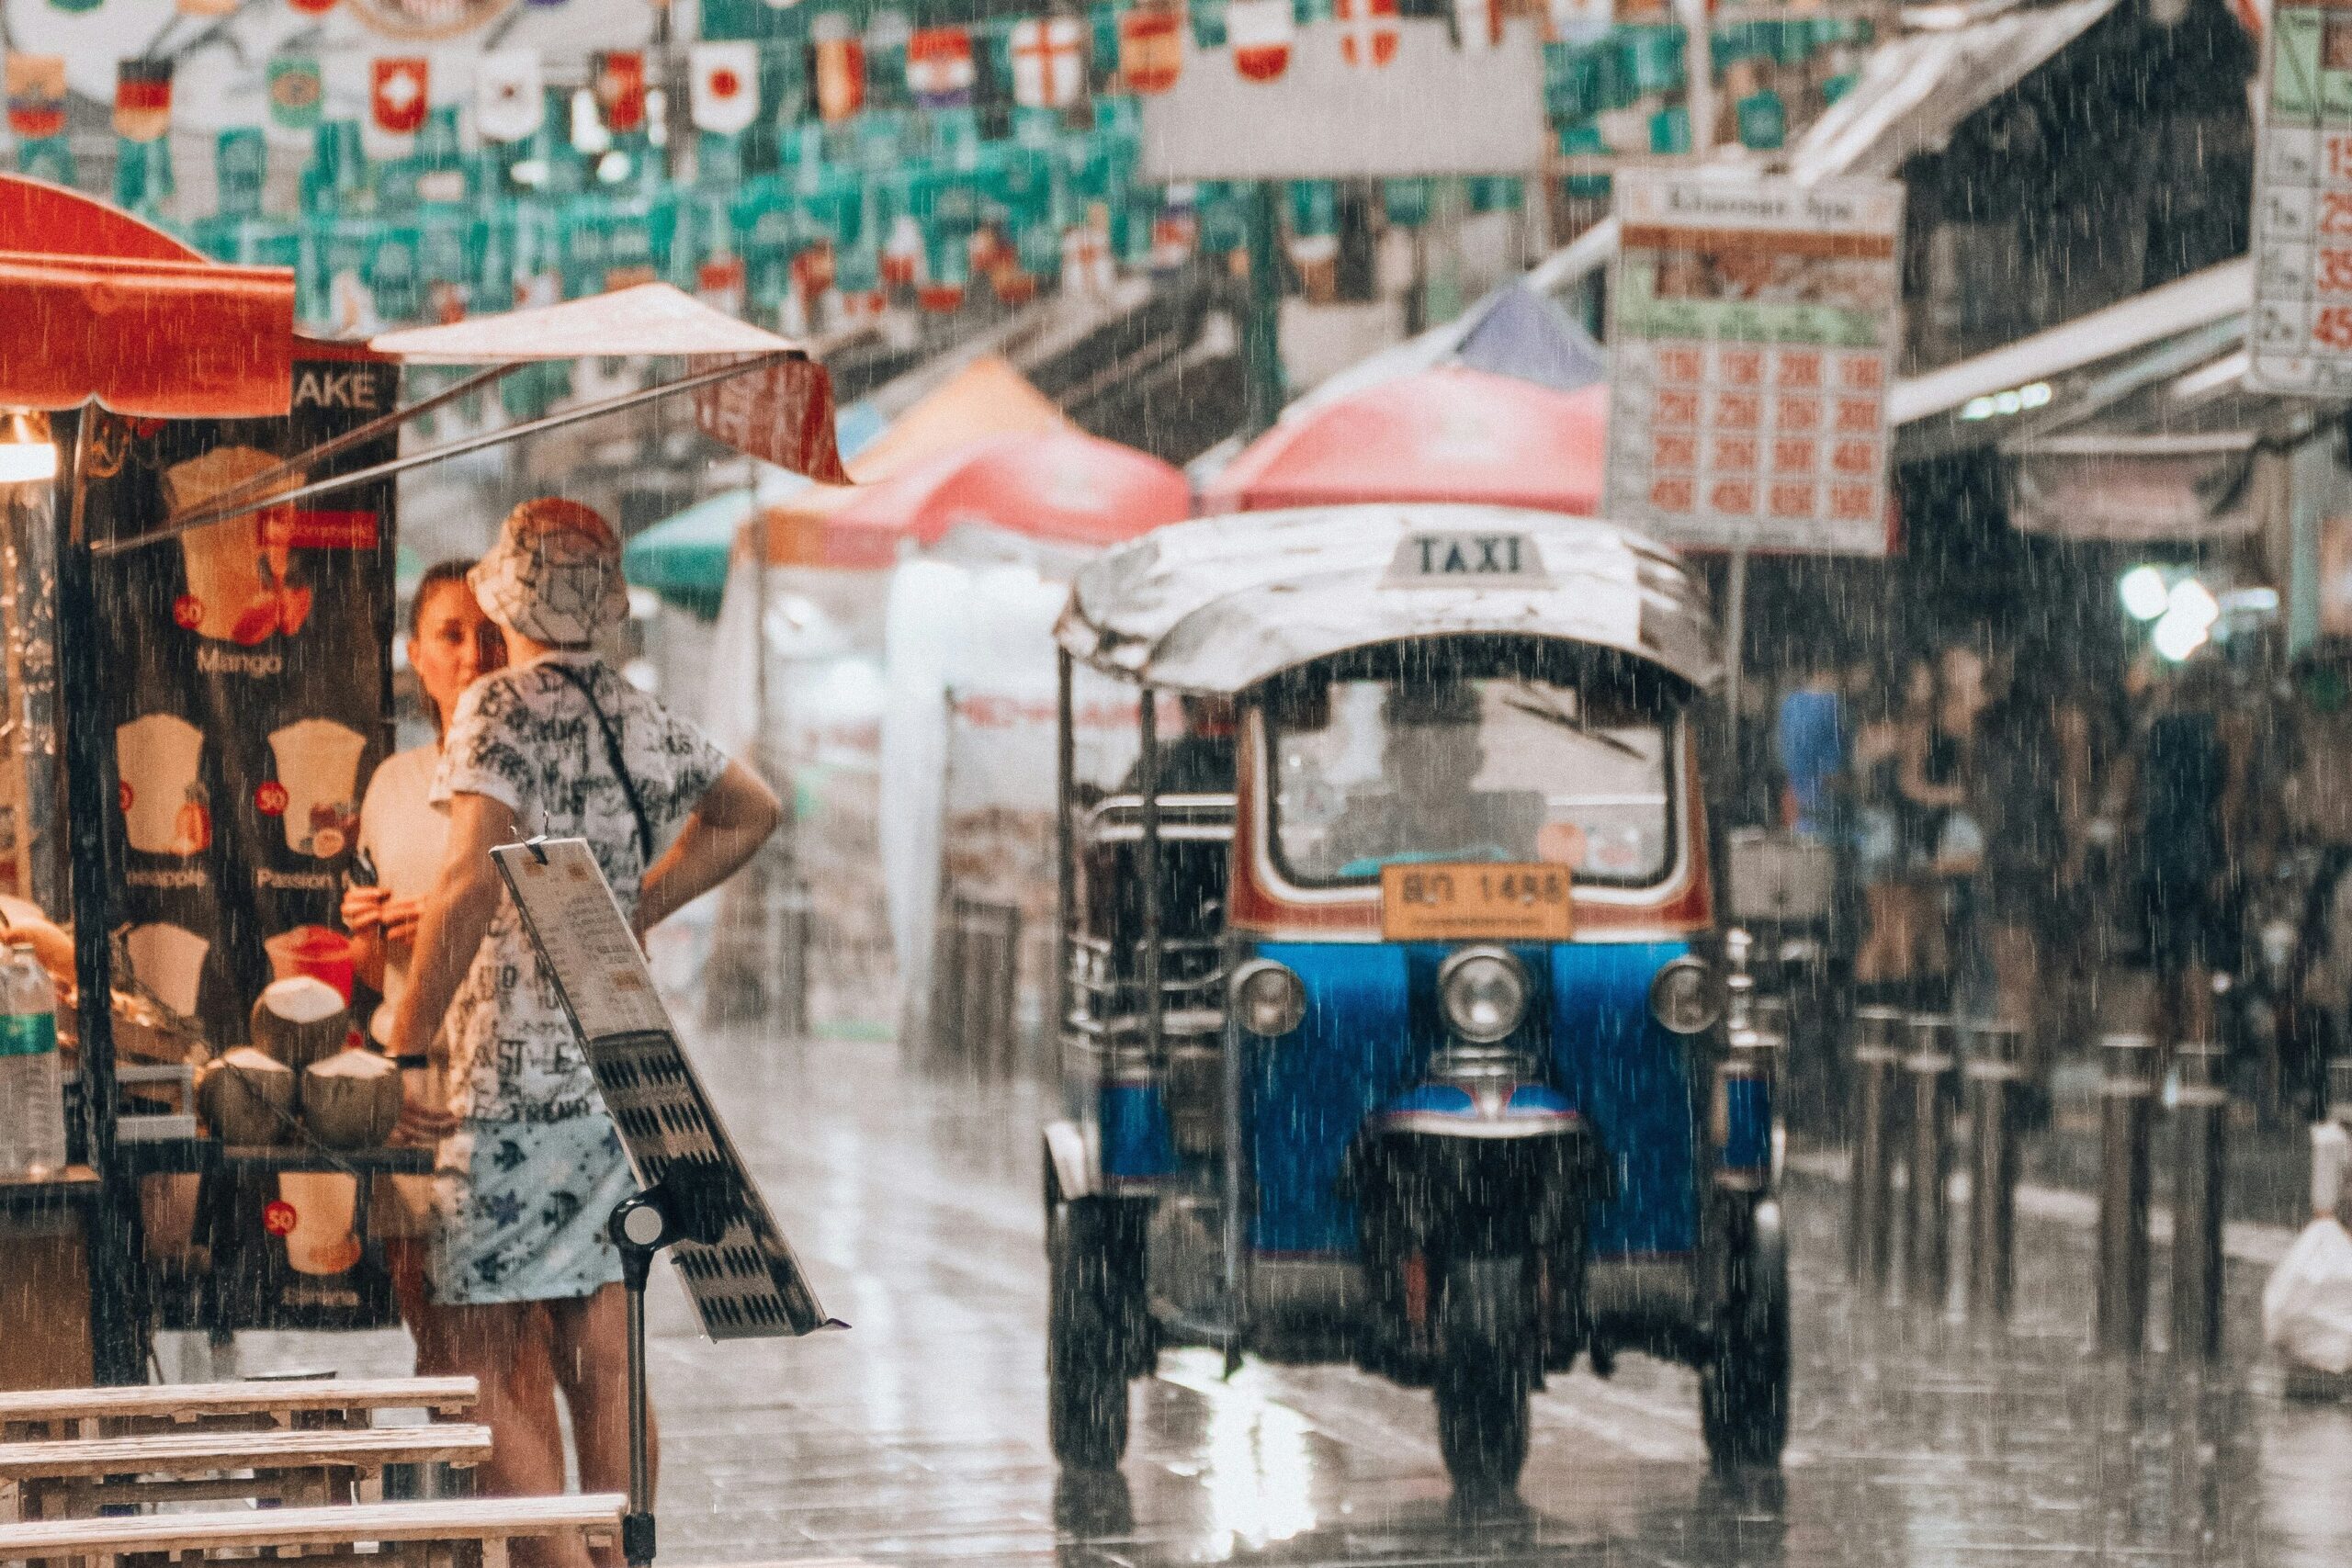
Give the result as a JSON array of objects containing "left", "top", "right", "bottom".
[
  {"left": 2253, "top": 1, "right": 2352, "bottom": 394},
  {"left": 78, "top": 349, "right": 398, "bottom": 1052},
  {"left": 1602, "top": 172, "right": 1904, "bottom": 556}
]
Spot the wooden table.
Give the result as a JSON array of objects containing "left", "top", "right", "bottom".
[
  {"left": 0, "top": 1423, "right": 493, "bottom": 1518},
  {"left": 0, "top": 1491, "right": 625, "bottom": 1568},
  {"left": 0, "top": 1377, "right": 478, "bottom": 1439}
]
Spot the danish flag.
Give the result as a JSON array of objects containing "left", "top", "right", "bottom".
[{"left": 1337, "top": 0, "right": 1400, "bottom": 68}]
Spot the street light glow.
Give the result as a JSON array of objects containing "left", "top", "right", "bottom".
[{"left": 2118, "top": 565, "right": 2170, "bottom": 621}]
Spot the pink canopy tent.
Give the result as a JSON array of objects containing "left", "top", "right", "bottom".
[{"left": 1200, "top": 367, "right": 1609, "bottom": 515}]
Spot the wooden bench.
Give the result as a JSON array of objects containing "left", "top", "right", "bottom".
[
  {"left": 0, "top": 1423, "right": 494, "bottom": 1519},
  {"left": 0, "top": 1380, "right": 479, "bottom": 1441},
  {"left": 0, "top": 1492, "right": 625, "bottom": 1568}
]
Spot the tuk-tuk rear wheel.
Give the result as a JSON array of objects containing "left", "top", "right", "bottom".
[
  {"left": 1699, "top": 1200, "right": 1791, "bottom": 1471},
  {"left": 1431, "top": 1255, "right": 1535, "bottom": 1498},
  {"left": 1046, "top": 1191, "right": 1140, "bottom": 1472}
]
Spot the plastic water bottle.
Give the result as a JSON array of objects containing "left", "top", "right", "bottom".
[{"left": 0, "top": 942, "right": 65, "bottom": 1179}]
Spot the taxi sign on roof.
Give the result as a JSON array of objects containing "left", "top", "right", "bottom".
[{"left": 1384, "top": 530, "right": 1552, "bottom": 588}]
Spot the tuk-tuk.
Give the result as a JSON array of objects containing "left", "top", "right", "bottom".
[{"left": 1041, "top": 504, "right": 1787, "bottom": 1493}]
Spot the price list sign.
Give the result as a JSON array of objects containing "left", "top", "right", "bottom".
[
  {"left": 2254, "top": 3, "right": 2352, "bottom": 392},
  {"left": 1603, "top": 173, "right": 1905, "bottom": 556}
]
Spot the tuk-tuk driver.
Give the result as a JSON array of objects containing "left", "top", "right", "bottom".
[{"left": 1329, "top": 682, "right": 1544, "bottom": 872}]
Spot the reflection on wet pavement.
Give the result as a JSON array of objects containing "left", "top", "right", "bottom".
[{"left": 639, "top": 1032, "right": 2352, "bottom": 1566}]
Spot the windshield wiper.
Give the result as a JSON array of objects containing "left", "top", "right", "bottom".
[{"left": 1499, "top": 691, "right": 1645, "bottom": 761}]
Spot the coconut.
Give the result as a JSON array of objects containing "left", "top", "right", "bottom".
[
  {"left": 197, "top": 1047, "right": 296, "bottom": 1146},
  {"left": 251, "top": 976, "right": 350, "bottom": 1074},
  {"left": 300, "top": 1048, "right": 401, "bottom": 1150}
]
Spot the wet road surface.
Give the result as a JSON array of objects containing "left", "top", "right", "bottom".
[
  {"left": 625, "top": 1031, "right": 2352, "bottom": 1567},
  {"left": 223, "top": 1027, "right": 2352, "bottom": 1565}
]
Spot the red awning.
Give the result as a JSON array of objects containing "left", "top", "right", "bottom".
[
  {"left": 820, "top": 428, "right": 1192, "bottom": 569},
  {"left": 1201, "top": 367, "right": 1609, "bottom": 516},
  {"left": 0, "top": 176, "right": 296, "bottom": 419}
]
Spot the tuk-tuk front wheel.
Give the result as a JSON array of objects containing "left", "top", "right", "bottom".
[
  {"left": 1046, "top": 1190, "right": 1145, "bottom": 1472},
  {"left": 1700, "top": 1199, "right": 1791, "bottom": 1471},
  {"left": 1431, "top": 1255, "right": 1535, "bottom": 1497}
]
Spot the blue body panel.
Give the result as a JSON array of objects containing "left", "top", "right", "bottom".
[
  {"left": 1244, "top": 939, "right": 1699, "bottom": 1261},
  {"left": 1100, "top": 1080, "right": 1180, "bottom": 1180},
  {"left": 1721, "top": 1074, "right": 1772, "bottom": 1174}
]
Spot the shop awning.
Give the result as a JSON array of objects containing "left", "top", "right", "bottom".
[
  {"left": 1199, "top": 368, "right": 1608, "bottom": 516},
  {"left": 819, "top": 428, "right": 1192, "bottom": 570},
  {"left": 1890, "top": 256, "right": 2249, "bottom": 461},
  {"left": 1787, "top": 0, "right": 2123, "bottom": 185},
  {"left": 0, "top": 175, "right": 295, "bottom": 419},
  {"left": 371, "top": 282, "right": 808, "bottom": 363}
]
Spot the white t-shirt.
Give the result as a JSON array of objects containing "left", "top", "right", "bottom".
[{"left": 355, "top": 743, "right": 447, "bottom": 1020}]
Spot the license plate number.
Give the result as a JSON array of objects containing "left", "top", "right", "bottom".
[{"left": 1380, "top": 863, "right": 1574, "bottom": 942}]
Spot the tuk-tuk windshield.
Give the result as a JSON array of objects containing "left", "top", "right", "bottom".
[{"left": 1267, "top": 673, "right": 1674, "bottom": 887}]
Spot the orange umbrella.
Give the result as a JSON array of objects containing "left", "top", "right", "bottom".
[
  {"left": 819, "top": 427, "right": 1192, "bottom": 569},
  {"left": 1201, "top": 367, "right": 1609, "bottom": 516}
]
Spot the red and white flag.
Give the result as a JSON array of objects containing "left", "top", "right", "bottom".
[
  {"left": 1011, "top": 17, "right": 1085, "bottom": 108},
  {"left": 1453, "top": 0, "right": 1502, "bottom": 51},
  {"left": 1118, "top": 4, "right": 1183, "bottom": 95},
  {"left": 690, "top": 41, "right": 760, "bottom": 134},
  {"left": 1226, "top": 0, "right": 1295, "bottom": 83},
  {"left": 370, "top": 57, "right": 428, "bottom": 137},
  {"left": 881, "top": 215, "right": 925, "bottom": 288},
  {"left": 287, "top": 0, "right": 336, "bottom": 15},
  {"left": 906, "top": 27, "right": 975, "bottom": 108},
  {"left": 1336, "top": 0, "right": 1400, "bottom": 68},
  {"left": 812, "top": 17, "right": 865, "bottom": 123},
  {"left": 475, "top": 50, "right": 542, "bottom": 143},
  {"left": 595, "top": 51, "right": 647, "bottom": 133}
]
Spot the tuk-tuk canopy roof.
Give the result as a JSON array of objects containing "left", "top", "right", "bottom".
[{"left": 1056, "top": 504, "right": 1721, "bottom": 696}]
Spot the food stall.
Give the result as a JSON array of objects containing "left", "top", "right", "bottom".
[{"left": 0, "top": 175, "right": 845, "bottom": 1386}]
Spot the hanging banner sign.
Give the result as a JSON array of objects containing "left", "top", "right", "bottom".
[
  {"left": 2252, "top": 5, "right": 2352, "bottom": 393},
  {"left": 79, "top": 350, "right": 399, "bottom": 1051},
  {"left": 1601, "top": 172, "right": 1904, "bottom": 557}
]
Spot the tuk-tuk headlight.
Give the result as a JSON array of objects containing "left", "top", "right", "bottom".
[
  {"left": 1232, "top": 961, "right": 1306, "bottom": 1037},
  {"left": 1438, "top": 948, "right": 1529, "bottom": 1043},
  {"left": 1650, "top": 957, "right": 1722, "bottom": 1035}
]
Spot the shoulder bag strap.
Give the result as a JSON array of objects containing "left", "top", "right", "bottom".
[{"left": 546, "top": 661, "right": 656, "bottom": 870}]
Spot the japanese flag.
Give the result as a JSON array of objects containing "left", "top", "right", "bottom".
[
  {"left": 1336, "top": 0, "right": 1400, "bottom": 69},
  {"left": 475, "top": 50, "right": 543, "bottom": 144},
  {"left": 1453, "top": 0, "right": 1502, "bottom": 51},
  {"left": 690, "top": 41, "right": 761, "bottom": 135},
  {"left": 1010, "top": 17, "right": 1086, "bottom": 109},
  {"left": 1226, "top": 0, "right": 1295, "bottom": 84}
]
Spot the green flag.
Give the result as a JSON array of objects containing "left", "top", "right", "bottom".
[{"left": 268, "top": 57, "right": 323, "bottom": 134}]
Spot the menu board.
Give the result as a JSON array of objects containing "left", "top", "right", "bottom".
[
  {"left": 2253, "top": 2, "right": 2352, "bottom": 394},
  {"left": 1602, "top": 172, "right": 1904, "bottom": 557},
  {"left": 78, "top": 347, "right": 399, "bottom": 1050}
]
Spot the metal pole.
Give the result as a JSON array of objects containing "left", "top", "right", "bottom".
[
  {"left": 1848, "top": 1005, "right": 1905, "bottom": 1289},
  {"left": 2171, "top": 1042, "right": 2229, "bottom": 1362},
  {"left": 1903, "top": 1013, "right": 1956, "bottom": 1310},
  {"left": 58, "top": 419, "right": 144, "bottom": 1383},
  {"left": 1724, "top": 547, "right": 1748, "bottom": 777},
  {"left": 1677, "top": 0, "right": 1717, "bottom": 155},
  {"left": 1965, "top": 1021, "right": 2025, "bottom": 1320},
  {"left": 1054, "top": 650, "right": 1075, "bottom": 1079},
  {"left": 1137, "top": 688, "right": 1164, "bottom": 1076},
  {"left": 2098, "top": 1033, "right": 2158, "bottom": 1356},
  {"left": 1242, "top": 183, "right": 1284, "bottom": 436}
]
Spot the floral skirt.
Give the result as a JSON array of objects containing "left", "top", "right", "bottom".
[{"left": 428, "top": 1111, "right": 633, "bottom": 1305}]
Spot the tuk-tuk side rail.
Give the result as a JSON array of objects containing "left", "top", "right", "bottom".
[
  {"left": 1061, "top": 1010, "right": 1227, "bottom": 1045},
  {"left": 1081, "top": 794, "right": 1237, "bottom": 847}
]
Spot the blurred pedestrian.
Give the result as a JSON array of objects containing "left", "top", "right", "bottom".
[
  {"left": 387, "top": 500, "right": 783, "bottom": 1568},
  {"left": 1897, "top": 642, "right": 1986, "bottom": 1010},
  {"left": 343, "top": 559, "right": 507, "bottom": 1377},
  {"left": 1774, "top": 654, "right": 1848, "bottom": 844},
  {"left": 1851, "top": 656, "right": 1930, "bottom": 1008}
]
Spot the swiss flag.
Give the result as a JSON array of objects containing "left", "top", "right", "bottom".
[
  {"left": 906, "top": 27, "right": 975, "bottom": 109},
  {"left": 1011, "top": 17, "right": 1086, "bottom": 108},
  {"left": 370, "top": 57, "right": 428, "bottom": 138},
  {"left": 1118, "top": 4, "right": 1183, "bottom": 96},
  {"left": 1226, "top": 0, "right": 1295, "bottom": 84},
  {"left": 1337, "top": 0, "right": 1400, "bottom": 68}
]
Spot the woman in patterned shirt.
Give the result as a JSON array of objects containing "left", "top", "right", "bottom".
[{"left": 388, "top": 499, "right": 781, "bottom": 1566}]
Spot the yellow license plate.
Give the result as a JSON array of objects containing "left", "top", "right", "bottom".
[{"left": 1379, "top": 863, "right": 1574, "bottom": 942}]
